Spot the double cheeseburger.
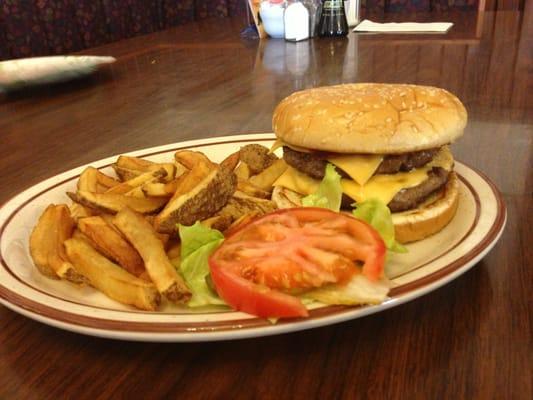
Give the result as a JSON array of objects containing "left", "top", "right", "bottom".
[{"left": 271, "top": 83, "right": 467, "bottom": 243}]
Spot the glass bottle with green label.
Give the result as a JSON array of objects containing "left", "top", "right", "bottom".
[{"left": 317, "top": 0, "right": 348, "bottom": 37}]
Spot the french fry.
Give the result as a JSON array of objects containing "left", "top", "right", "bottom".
[
  {"left": 124, "top": 185, "right": 146, "bottom": 198},
  {"left": 95, "top": 170, "right": 120, "bottom": 189},
  {"left": 68, "top": 191, "right": 167, "bottom": 214},
  {"left": 78, "top": 167, "right": 99, "bottom": 192},
  {"left": 142, "top": 216, "right": 169, "bottom": 246},
  {"left": 141, "top": 182, "right": 171, "bottom": 197},
  {"left": 239, "top": 144, "right": 278, "bottom": 174},
  {"left": 237, "top": 179, "right": 271, "bottom": 199},
  {"left": 112, "top": 165, "right": 142, "bottom": 181},
  {"left": 220, "top": 151, "right": 240, "bottom": 171},
  {"left": 234, "top": 162, "right": 250, "bottom": 180},
  {"left": 99, "top": 213, "right": 121, "bottom": 231},
  {"left": 174, "top": 162, "right": 187, "bottom": 178},
  {"left": 116, "top": 155, "right": 155, "bottom": 171},
  {"left": 174, "top": 150, "right": 216, "bottom": 171},
  {"left": 218, "top": 191, "right": 277, "bottom": 222},
  {"left": 78, "top": 167, "right": 118, "bottom": 194},
  {"left": 114, "top": 207, "right": 191, "bottom": 303},
  {"left": 224, "top": 212, "right": 261, "bottom": 236},
  {"left": 29, "top": 204, "right": 86, "bottom": 283},
  {"left": 154, "top": 165, "right": 236, "bottom": 233},
  {"left": 65, "top": 238, "right": 160, "bottom": 311},
  {"left": 148, "top": 163, "right": 176, "bottom": 182},
  {"left": 200, "top": 215, "right": 233, "bottom": 232},
  {"left": 77, "top": 216, "right": 146, "bottom": 277},
  {"left": 106, "top": 168, "right": 167, "bottom": 194},
  {"left": 248, "top": 159, "right": 288, "bottom": 191},
  {"left": 166, "top": 241, "right": 181, "bottom": 260},
  {"left": 95, "top": 184, "right": 109, "bottom": 194},
  {"left": 69, "top": 202, "right": 94, "bottom": 221}
]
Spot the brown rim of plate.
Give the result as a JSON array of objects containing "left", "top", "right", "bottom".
[{"left": 0, "top": 137, "right": 506, "bottom": 334}]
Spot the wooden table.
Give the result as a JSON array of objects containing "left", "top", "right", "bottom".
[{"left": 0, "top": 10, "right": 531, "bottom": 399}]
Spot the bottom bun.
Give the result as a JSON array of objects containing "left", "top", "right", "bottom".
[
  {"left": 392, "top": 172, "right": 459, "bottom": 243},
  {"left": 271, "top": 172, "right": 460, "bottom": 244}
]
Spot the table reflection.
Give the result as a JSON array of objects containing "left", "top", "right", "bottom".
[{"left": 256, "top": 35, "right": 359, "bottom": 89}]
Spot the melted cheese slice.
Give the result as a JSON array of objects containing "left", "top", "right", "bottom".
[
  {"left": 327, "top": 154, "right": 383, "bottom": 186},
  {"left": 271, "top": 139, "right": 383, "bottom": 186},
  {"left": 274, "top": 147, "right": 453, "bottom": 205}
]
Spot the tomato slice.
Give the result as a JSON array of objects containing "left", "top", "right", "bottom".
[{"left": 208, "top": 208, "right": 386, "bottom": 318}]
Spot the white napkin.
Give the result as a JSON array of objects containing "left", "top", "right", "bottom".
[{"left": 353, "top": 19, "right": 453, "bottom": 33}]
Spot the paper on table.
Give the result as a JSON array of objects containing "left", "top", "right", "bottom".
[{"left": 353, "top": 19, "right": 453, "bottom": 33}]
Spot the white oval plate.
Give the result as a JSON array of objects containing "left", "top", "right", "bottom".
[
  {"left": 0, "top": 55, "right": 115, "bottom": 92},
  {"left": 0, "top": 134, "right": 506, "bottom": 342}
]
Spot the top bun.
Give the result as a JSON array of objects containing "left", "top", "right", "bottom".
[{"left": 272, "top": 83, "right": 467, "bottom": 153}]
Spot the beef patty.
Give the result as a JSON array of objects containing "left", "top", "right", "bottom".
[
  {"left": 283, "top": 146, "right": 439, "bottom": 180},
  {"left": 387, "top": 167, "right": 449, "bottom": 212},
  {"left": 282, "top": 147, "right": 449, "bottom": 212}
]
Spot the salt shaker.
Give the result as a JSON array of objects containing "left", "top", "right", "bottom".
[{"left": 284, "top": 1, "right": 309, "bottom": 42}]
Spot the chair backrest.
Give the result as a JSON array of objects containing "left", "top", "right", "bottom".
[{"left": 0, "top": 0, "right": 246, "bottom": 61}]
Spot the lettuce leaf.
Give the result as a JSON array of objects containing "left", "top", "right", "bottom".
[
  {"left": 302, "top": 163, "right": 342, "bottom": 211},
  {"left": 178, "top": 223, "right": 226, "bottom": 307},
  {"left": 352, "top": 199, "right": 407, "bottom": 253},
  {"left": 303, "top": 274, "right": 390, "bottom": 305}
]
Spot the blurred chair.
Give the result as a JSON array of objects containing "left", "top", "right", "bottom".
[{"left": 0, "top": 0, "right": 247, "bottom": 60}]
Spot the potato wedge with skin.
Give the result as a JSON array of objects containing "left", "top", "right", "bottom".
[
  {"left": 95, "top": 184, "right": 109, "bottom": 194},
  {"left": 116, "top": 155, "right": 155, "bottom": 171},
  {"left": 220, "top": 151, "right": 240, "bottom": 171},
  {"left": 217, "top": 191, "right": 277, "bottom": 222},
  {"left": 174, "top": 150, "right": 216, "bottom": 171},
  {"left": 106, "top": 169, "right": 167, "bottom": 194},
  {"left": 174, "top": 162, "right": 188, "bottom": 178},
  {"left": 65, "top": 238, "right": 160, "bottom": 311},
  {"left": 30, "top": 205, "right": 61, "bottom": 278},
  {"left": 124, "top": 185, "right": 146, "bottom": 198},
  {"left": 224, "top": 212, "right": 261, "bottom": 237},
  {"left": 201, "top": 215, "right": 233, "bottom": 232},
  {"left": 99, "top": 213, "right": 122, "bottom": 233},
  {"left": 166, "top": 241, "right": 181, "bottom": 260},
  {"left": 68, "top": 191, "right": 167, "bottom": 215},
  {"left": 154, "top": 165, "right": 236, "bottom": 233},
  {"left": 234, "top": 162, "right": 250, "bottom": 180},
  {"left": 151, "top": 165, "right": 210, "bottom": 231},
  {"left": 69, "top": 202, "right": 94, "bottom": 221},
  {"left": 29, "top": 204, "right": 86, "bottom": 283},
  {"left": 148, "top": 163, "right": 176, "bottom": 182},
  {"left": 114, "top": 208, "right": 191, "bottom": 303},
  {"left": 112, "top": 165, "right": 142, "bottom": 181},
  {"left": 141, "top": 182, "right": 173, "bottom": 197},
  {"left": 237, "top": 179, "right": 271, "bottom": 199},
  {"left": 239, "top": 144, "right": 278, "bottom": 175},
  {"left": 248, "top": 159, "right": 288, "bottom": 191},
  {"left": 78, "top": 167, "right": 99, "bottom": 192},
  {"left": 95, "top": 170, "right": 120, "bottom": 189},
  {"left": 139, "top": 216, "right": 170, "bottom": 248},
  {"left": 78, "top": 216, "right": 146, "bottom": 277}
]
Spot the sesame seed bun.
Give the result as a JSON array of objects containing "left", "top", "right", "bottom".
[
  {"left": 392, "top": 171, "right": 459, "bottom": 243},
  {"left": 272, "top": 83, "right": 467, "bottom": 154}
]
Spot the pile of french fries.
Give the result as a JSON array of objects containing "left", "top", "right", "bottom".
[{"left": 29, "top": 144, "right": 288, "bottom": 310}]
